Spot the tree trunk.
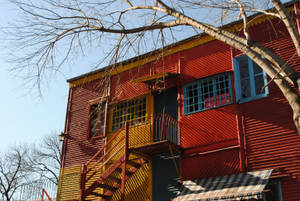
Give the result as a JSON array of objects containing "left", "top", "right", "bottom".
[{"left": 5, "top": 191, "right": 10, "bottom": 201}]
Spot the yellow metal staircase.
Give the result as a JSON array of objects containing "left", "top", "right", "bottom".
[{"left": 79, "top": 113, "right": 180, "bottom": 201}]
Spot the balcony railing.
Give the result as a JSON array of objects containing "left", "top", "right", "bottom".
[
  {"left": 126, "top": 112, "right": 179, "bottom": 148},
  {"left": 153, "top": 113, "right": 179, "bottom": 145}
]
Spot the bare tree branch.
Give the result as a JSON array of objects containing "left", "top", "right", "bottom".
[
  {"left": 29, "top": 132, "right": 62, "bottom": 185},
  {"left": 3, "top": 0, "right": 300, "bottom": 132},
  {"left": 270, "top": 0, "right": 300, "bottom": 57},
  {"left": 0, "top": 145, "right": 31, "bottom": 201}
]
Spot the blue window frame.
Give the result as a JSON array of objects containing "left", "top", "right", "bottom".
[
  {"left": 233, "top": 55, "right": 269, "bottom": 103},
  {"left": 183, "top": 73, "right": 233, "bottom": 115}
]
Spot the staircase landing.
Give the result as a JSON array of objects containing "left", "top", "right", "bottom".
[{"left": 131, "top": 140, "right": 182, "bottom": 155}]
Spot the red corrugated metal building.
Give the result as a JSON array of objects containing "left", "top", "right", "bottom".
[{"left": 57, "top": 3, "right": 300, "bottom": 201}]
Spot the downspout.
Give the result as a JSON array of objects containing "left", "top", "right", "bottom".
[
  {"left": 177, "top": 52, "right": 182, "bottom": 181},
  {"left": 177, "top": 52, "right": 182, "bottom": 145},
  {"left": 236, "top": 112, "right": 247, "bottom": 172},
  {"left": 231, "top": 46, "right": 247, "bottom": 172}
]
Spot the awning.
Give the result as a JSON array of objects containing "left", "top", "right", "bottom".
[{"left": 173, "top": 169, "right": 273, "bottom": 201}]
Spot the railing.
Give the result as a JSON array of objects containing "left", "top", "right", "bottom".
[
  {"left": 127, "top": 112, "right": 179, "bottom": 148},
  {"left": 41, "top": 189, "right": 53, "bottom": 201},
  {"left": 17, "top": 179, "right": 57, "bottom": 201},
  {"left": 79, "top": 113, "right": 178, "bottom": 200},
  {"left": 80, "top": 122, "right": 129, "bottom": 201},
  {"left": 153, "top": 113, "right": 179, "bottom": 145}
]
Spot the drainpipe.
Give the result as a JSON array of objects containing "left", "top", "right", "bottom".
[
  {"left": 231, "top": 46, "right": 247, "bottom": 172},
  {"left": 236, "top": 112, "right": 247, "bottom": 172},
  {"left": 177, "top": 52, "right": 183, "bottom": 182}
]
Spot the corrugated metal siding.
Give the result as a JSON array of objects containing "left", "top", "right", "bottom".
[
  {"left": 227, "top": 18, "right": 300, "bottom": 201},
  {"left": 110, "top": 54, "right": 179, "bottom": 102},
  {"left": 234, "top": 17, "right": 300, "bottom": 72},
  {"left": 180, "top": 104, "right": 239, "bottom": 151},
  {"left": 248, "top": 17, "right": 289, "bottom": 43},
  {"left": 110, "top": 68, "right": 149, "bottom": 102},
  {"left": 61, "top": 14, "right": 300, "bottom": 201},
  {"left": 58, "top": 166, "right": 81, "bottom": 201},
  {"left": 110, "top": 160, "right": 151, "bottom": 201},
  {"left": 181, "top": 149, "right": 240, "bottom": 180},
  {"left": 180, "top": 40, "right": 232, "bottom": 84},
  {"left": 241, "top": 83, "right": 300, "bottom": 201},
  {"left": 149, "top": 52, "right": 179, "bottom": 75},
  {"left": 62, "top": 78, "right": 155, "bottom": 200},
  {"left": 64, "top": 83, "right": 107, "bottom": 167}
]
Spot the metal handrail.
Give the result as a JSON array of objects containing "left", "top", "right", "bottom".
[
  {"left": 41, "top": 189, "right": 53, "bottom": 201},
  {"left": 85, "top": 124, "right": 126, "bottom": 168},
  {"left": 80, "top": 123, "right": 129, "bottom": 201},
  {"left": 153, "top": 113, "right": 179, "bottom": 145}
]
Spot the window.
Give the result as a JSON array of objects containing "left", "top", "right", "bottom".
[
  {"left": 183, "top": 73, "right": 233, "bottom": 115},
  {"left": 234, "top": 56, "right": 268, "bottom": 103},
  {"left": 89, "top": 101, "right": 106, "bottom": 137},
  {"left": 112, "top": 97, "right": 146, "bottom": 131}
]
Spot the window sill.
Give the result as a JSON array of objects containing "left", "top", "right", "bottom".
[
  {"left": 89, "top": 134, "right": 106, "bottom": 141},
  {"left": 184, "top": 102, "right": 233, "bottom": 116},
  {"left": 237, "top": 94, "right": 269, "bottom": 104}
]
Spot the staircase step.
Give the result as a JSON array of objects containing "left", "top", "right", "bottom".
[
  {"left": 90, "top": 192, "right": 110, "bottom": 199},
  {"left": 126, "top": 160, "right": 142, "bottom": 168},
  {"left": 115, "top": 167, "right": 134, "bottom": 176},
  {"left": 96, "top": 183, "right": 117, "bottom": 191},
  {"left": 84, "top": 156, "right": 123, "bottom": 197},
  {"left": 82, "top": 155, "right": 149, "bottom": 201},
  {"left": 107, "top": 175, "right": 121, "bottom": 183}
]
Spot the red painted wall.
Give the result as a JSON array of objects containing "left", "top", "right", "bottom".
[
  {"left": 181, "top": 149, "right": 240, "bottom": 180},
  {"left": 180, "top": 40, "right": 232, "bottom": 84},
  {"left": 63, "top": 15, "right": 300, "bottom": 201},
  {"left": 64, "top": 81, "right": 107, "bottom": 167},
  {"left": 178, "top": 17, "right": 300, "bottom": 201},
  {"left": 64, "top": 53, "right": 179, "bottom": 167},
  {"left": 240, "top": 82, "right": 300, "bottom": 201},
  {"left": 240, "top": 18, "right": 300, "bottom": 201},
  {"left": 180, "top": 104, "right": 239, "bottom": 151}
]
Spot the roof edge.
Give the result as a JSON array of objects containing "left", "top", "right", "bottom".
[{"left": 67, "top": 1, "right": 296, "bottom": 87}]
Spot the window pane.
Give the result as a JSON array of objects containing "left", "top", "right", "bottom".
[
  {"left": 202, "top": 80, "right": 214, "bottom": 109},
  {"left": 90, "top": 104, "right": 98, "bottom": 136},
  {"left": 99, "top": 102, "right": 106, "bottom": 134},
  {"left": 90, "top": 102, "right": 106, "bottom": 137},
  {"left": 183, "top": 73, "right": 232, "bottom": 114},
  {"left": 239, "top": 59, "right": 249, "bottom": 79},
  {"left": 255, "top": 75, "right": 265, "bottom": 95},
  {"left": 235, "top": 56, "right": 268, "bottom": 102},
  {"left": 186, "top": 84, "right": 199, "bottom": 113},
  {"left": 112, "top": 97, "right": 146, "bottom": 131},
  {"left": 215, "top": 75, "right": 231, "bottom": 105},
  {"left": 253, "top": 62, "right": 263, "bottom": 74},
  {"left": 241, "top": 78, "right": 251, "bottom": 98}
]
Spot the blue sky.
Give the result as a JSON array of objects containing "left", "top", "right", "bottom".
[
  {"left": 0, "top": 1, "right": 65, "bottom": 152},
  {"left": 0, "top": 1, "right": 92, "bottom": 153}
]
